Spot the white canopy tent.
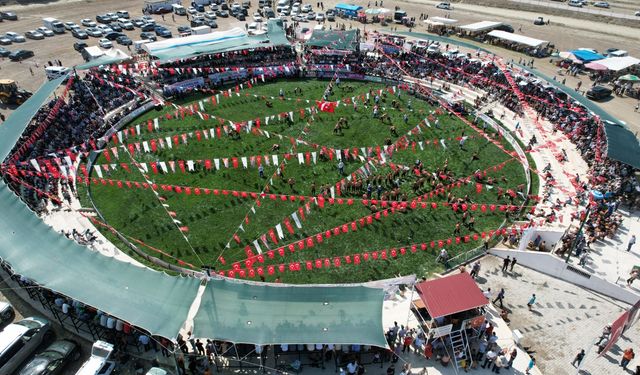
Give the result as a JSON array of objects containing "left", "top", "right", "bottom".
[
  {"left": 143, "top": 28, "right": 247, "bottom": 55},
  {"left": 430, "top": 16, "right": 458, "bottom": 24},
  {"left": 459, "top": 21, "right": 503, "bottom": 33},
  {"left": 486, "top": 30, "right": 548, "bottom": 48},
  {"left": 592, "top": 56, "right": 640, "bottom": 72}
]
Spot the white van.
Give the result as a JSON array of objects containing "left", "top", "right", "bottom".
[
  {"left": 75, "top": 341, "right": 115, "bottom": 375},
  {"left": 45, "top": 66, "right": 71, "bottom": 80},
  {"left": 0, "top": 317, "right": 52, "bottom": 375},
  {"left": 173, "top": 4, "right": 187, "bottom": 15}
]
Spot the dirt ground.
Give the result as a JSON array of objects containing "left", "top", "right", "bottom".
[{"left": 0, "top": 0, "right": 639, "bottom": 131}]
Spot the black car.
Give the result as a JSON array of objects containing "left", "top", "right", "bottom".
[
  {"left": 140, "top": 32, "right": 157, "bottom": 41},
  {"left": 73, "top": 41, "right": 88, "bottom": 51},
  {"left": 193, "top": 3, "right": 205, "bottom": 11},
  {"left": 9, "top": 49, "right": 33, "bottom": 61},
  {"left": 236, "top": 13, "right": 246, "bottom": 20},
  {"left": 190, "top": 18, "right": 205, "bottom": 27},
  {"left": 495, "top": 24, "right": 514, "bottom": 33},
  {"left": 206, "top": 20, "right": 218, "bottom": 28},
  {"left": 218, "top": 10, "right": 229, "bottom": 17},
  {"left": 18, "top": 339, "right": 80, "bottom": 375},
  {"left": 104, "top": 31, "right": 125, "bottom": 40},
  {"left": 116, "top": 35, "right": 133, "bottom": 45},
  {"left": 1, "top": 11, "right": 18, "bottom": 21},
  {"left": 177, "top": 25, "right": 191, "bottom": 33},
  {"left": 0, "top": 47, "right": 10, "bottom": 57},
  {"left": 586, "top": 85, "right": 613, "bottom": 100},
  {"left": 141, "top": 23, "right": 155, "bottom": 31}
]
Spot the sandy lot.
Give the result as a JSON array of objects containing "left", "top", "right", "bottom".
[{"left": 0, "top": 0, "right": 638, "bottom": 128}]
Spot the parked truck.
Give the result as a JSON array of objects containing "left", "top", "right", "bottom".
[
  {"left": 43, "top": 17, "right": 65, "bottom": 33},
  {"left": 144, "top": 0, "right": 182, "bottom": 14},
  {"left": 75, "top": 341, "right": 115, "bottom": 375}
]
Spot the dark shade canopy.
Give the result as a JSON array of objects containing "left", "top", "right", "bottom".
[
  {"left": 193, "top": 278, "right": 387, "bottom": 346},
  {"left": 415, "top": 273, "right": 488, "bottom": 319}
]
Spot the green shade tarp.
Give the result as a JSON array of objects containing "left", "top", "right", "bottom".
[
  {"left": 0, "top": 181, "right": 201, "bottom": 338},
  {"left": 193, "top": 278, "right": 387, "bottom": 346},
  {"left": 0, "top": 76, "right": 66, "bottom": 161},
  {"left": 307, "top": 29, "right": 359, "bottom": 51}
]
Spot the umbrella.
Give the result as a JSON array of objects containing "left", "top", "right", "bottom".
[
  {"left": 619, "top": 74, "right": 640, "bottom": 81},
  {"left": 584, "top": 62, "right": 608, "bottom": 71}
]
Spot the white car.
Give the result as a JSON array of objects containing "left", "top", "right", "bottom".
[
  {"left": 99, "top": 38, "right": 112, "bottom": 48},
  {"left": 86, "top": 27, "right": 103, "bottom": 37},
  {"left": 81, "top": 18, "right": 97, "bottom": 27},
  {"left": 301, "top": 4, "right": 312, "bottom": 12},
  {"left": 436, "top": 2, "right": 452, "bottom": 9},
  {"left": 121, "top": 21, "right": 134, "bottom": 29},
  {"left": 36, "top": 27, "right": 55, "bottom": 37},
  {"left": 97, "top": 25, "right": 113, "bottom": 34},
  {"left": 4, "top": 32, "right": 25, "bottom": 42},
  {"left": 188, "top": 6, "right": 198, "bottom": 14},
  {"left": 253, "top": 13, "right": 263, "bottom": 22},
  {"left": 594, "top": 1, "right": 609, "bottom": 7},
  {"left": 205, "top": 10, "right": 217, "bottom": 19},
  {"left": 316, "top": 12, "right": 325, "bottom": 21},
  {"left": 63, "top": 21, "right": 77, "bottom": 30}
]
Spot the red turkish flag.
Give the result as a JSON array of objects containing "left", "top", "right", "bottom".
[{"left": 317, "top": 101, "right": 336, "bottom": 113}]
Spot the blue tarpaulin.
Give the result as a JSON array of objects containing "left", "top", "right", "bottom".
[
  {"left": 571, "top": 50, "right": 605, "bottom": 62},
  {"left": 335, "top": 3, "right": 362, "bottom": 16}
]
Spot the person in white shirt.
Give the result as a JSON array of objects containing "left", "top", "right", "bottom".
[{"left": 483, "top": 288, "right": 492, "bottom": 299}]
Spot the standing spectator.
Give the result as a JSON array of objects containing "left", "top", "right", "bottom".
[
  {"left": 510, "top": 257, "right": 518, "bottom": 272},
  {"left": 470, "top": 261, "right": 481, "bottom": 279},
  {"left": 481, "top": 348, "right": 497, "bottom": 369},
  {"left": 628, "top": 235, "right": 636, "bottom": 252},
  {"left": 501, "top": 256, "right": 511, "bottom": 272},
  {"left": 622, "top": 348, "right": 635, "bottom": 369},
  {"left": 572, "top": 349, "right": 585, "bottom": 367},
  {"left": 506, "top": 348, "right": 517, "bottom": 369},
  {"left": 527, "top": 294, "right": 536, "bottom": 311}
]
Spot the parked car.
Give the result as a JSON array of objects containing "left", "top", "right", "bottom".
[
  {"left": 141, "top": 23, "right": 156, "bottom": 31},
  {"left": 177, "top": 25, "right": 191, "bottom": 34},
  {"left": 495, "top": 24, "right": 514, "bottom": 32},
  {"left": 0, "top": 12, "right": 18, "bottom": 21},
  {"left": 0, "top": 301, "right": 14, "bottom": 324},
  {"left": 0, "top": 317, "right": 53, "bottom": 374},
  {"left": 85, "top": 27, "right": 102, "bottom": 37},
  {"left": 131, "top": 18, "right": 145, "bottom": 27},
  {"left": 96, "top": 14, "right": 112, "bottom": 23},
  {"left": 18, "top": 339, "right": 80, "bottom": 375},
  {"left": 301, "top": 4, "right": 312, "bottom": 12},
  {"left": 155, "top": 28, "right": 172, "bottom": 38},
  {"left": 121, "top": 21, "right": 134, "bottom": 30},
  {"left": 5, "top": 32, "right": 25, "bottom": 42},
  {"left": 25, "top": 30, "right": 45, "bottom": 40},
  {"left": 73, "top": 41, "right": 88, "bottom": 51},
  {"left": 97, "top": 25, "right": 114, "bottom": 34},
  {"left": 0, "top": 47, "right": 11, "bottom": 57},
  {"left": 63, "top": 21, "right": 77, "bottom": 30},
  {"left": 117, "top": 10, "right": 130, "bottom": 18},
  {"left": 104, "top": 31, "right": 124, "bottom": 40},
  {"left": 116, "top": 35, "right": 133, "bottom": 45},
  {"left": 217, "top": 10, "right": 229, "bottom": 17},
  {"left": 98, "top": 38, "right": 113, "bottom": 48},
  {"left": 315, "top": 12, "right": 325, "bottom": 21},
  {"left": 36, "top": 27, "right": 55, "bottom": 37},
  {"left": 109, "top": 22, "right": 123, "bottom": 32},
  {"left": 9, "top": 49, "right": 33, "bottom": 61},
  {"left": 72, "top": 28, "right": 89, "bottom": 39},
  {"left": 436, "top": 2, "right": 452, "bottom": 9},
  {"left": 593, "top": 1, "right": 609, "bottom": 7},
  {"left": 81, "top": 18, "right": 96, "bottom": 27},
  {"left": 140, "top": 32, "right": 157, "bottom": 41},
  {"left": 190, "top": 18, "right": 205, "bottom": 27},
  {"left": 206, "top": 19, "right": 218, "bottom": 28},
  {"left": 306, "top": 12, "right": 316, "bottom": 20},
  {"left": 586, "top": 85, "right": 612, "bottom": 100},
  {"left": 636, "top": 11, "right": 640, "bottom": 16},
  {"left": 0, "top": 37, "right": 11, "bottom": 45},
  {"left": 205, "top": 11, "right": 217, "bottom": 19}
]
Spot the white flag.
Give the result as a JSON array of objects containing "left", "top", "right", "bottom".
[
  {"left": 291, "top": 212, "right": 302, "bottom": 229},
  {"left": 275, "top": 224, "right": 285, "bottom": 239}
]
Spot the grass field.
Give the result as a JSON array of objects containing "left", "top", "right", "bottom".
[{"left": 80, "top": 78, "right": 533, "bottom": 283}]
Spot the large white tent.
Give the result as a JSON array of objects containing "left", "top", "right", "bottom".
[
  {"left": 143, "top": 28, "right": 247, "bottom": 56},
  {"left": 459, "top": 21, "right": 503, "bottom": 33},
  {"left": 592, "top": 56, "right": 640, "bottom": 72},
  {"left": 487, "top": 30, "right": 548, "bottom": 48}
]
